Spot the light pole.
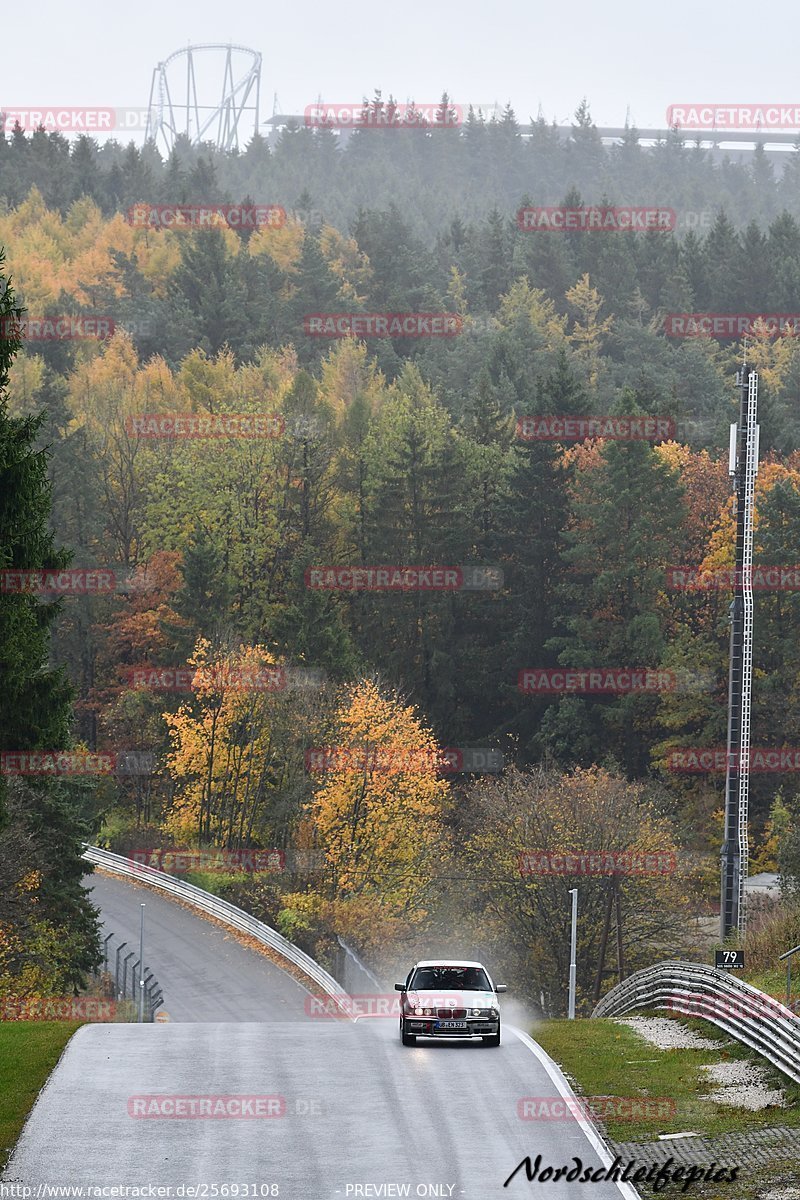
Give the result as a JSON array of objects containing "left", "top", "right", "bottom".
[
  {"left": 568, "top": 888, "right": 578, "bottom": 1019},
  {"left": 138, "top": 903, "right": 146, "bottom": 1023}
]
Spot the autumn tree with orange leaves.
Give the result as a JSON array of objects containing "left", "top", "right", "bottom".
[
  {"left": 303, "top": 679, "right": 451, "bottom": 952},
  {"left": 164, "top": 638, "right": 319, "bottom": 849}
]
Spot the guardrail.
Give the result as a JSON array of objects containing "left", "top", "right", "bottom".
[
  {"left": 593, "top": 960, "right": 800, "bottom": 1083},
  {"left": 337, "top": 935, "right": 385, "bottom": 992},
  {"left": 83, "top": 846, "right": 346, "bottom": 1002}
]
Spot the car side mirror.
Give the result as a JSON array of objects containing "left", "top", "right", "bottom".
[
  {"left": 496, "top": 984, "right": 507, "bottom": 992},
  {"left": 395, "top": 983, "right": 406, "bottom": 991}
]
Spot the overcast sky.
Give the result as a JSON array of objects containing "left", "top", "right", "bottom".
[{"left": 5, "top": 0, "right": 799, "bottom": 138}]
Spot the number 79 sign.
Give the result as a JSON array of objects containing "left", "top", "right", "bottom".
[{"left": 715, "top": 949, "right": 745, "bottom": 970}]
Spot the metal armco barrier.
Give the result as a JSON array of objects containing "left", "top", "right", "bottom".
[
  {"left": 337, "top": 935, "right": 385, "bottom": 992},
  {"left": 593, "top": 960, "right": 800, "bottom": 1083},
  {"left": 83, "top": 845, "right": 347, "bottom": 1001}
]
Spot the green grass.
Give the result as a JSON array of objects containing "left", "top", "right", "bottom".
[
  {"left": 532, "top": 1015, "right": 800, "bottom": 1144},
  {"left": 181, "top": 868, "right": 253, "bottom": 895},
  {"left": 0, "top": 1022, "right": 80, "bottom": 1170},
  {"left": 743, "top": 966, "right": 798, "bottom": 1009}
]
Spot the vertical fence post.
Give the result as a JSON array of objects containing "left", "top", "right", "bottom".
[
  {"left": 102, "top": 933, "right": 114, "bottom": 974},
  {"left": 122, "top": 951, "right": 135, "bottom": 1000},
  {"left": 115, "top": 943, "right": 128, "bottom": 998}
]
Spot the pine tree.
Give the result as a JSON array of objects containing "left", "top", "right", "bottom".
[
  {"left": 0, "top": 253, "right": 100, "bottom": 993},
  {"left": 550, "top": 391, "right": 686, "bottom": 775},
  {"left": 491, "top": 350, "right": 585, "bottom": 756}
]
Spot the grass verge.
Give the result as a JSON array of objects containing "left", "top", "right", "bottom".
[
  {"left": 0, "top": 1022, "right": 80, "bottom": 1171},
  {"left": 532, "top": 1015, "right": 800, "bottom": 1198},
  {"left": 532, "top": 1015, "right": 800, "bottom": 1143}
]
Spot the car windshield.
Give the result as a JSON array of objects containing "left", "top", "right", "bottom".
[{"left": 410, "top": 966, "right": 492, "bottom": 992}]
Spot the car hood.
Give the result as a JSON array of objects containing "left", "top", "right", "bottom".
[{"left": 406, "top": 990, "right": 497, "bottom": 1007}]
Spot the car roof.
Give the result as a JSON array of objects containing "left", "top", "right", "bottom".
[{"left": 412, "top": 960, "right": 486, "bottom": 968}]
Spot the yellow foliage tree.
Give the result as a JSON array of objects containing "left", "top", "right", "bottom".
[
  {"left": 319, "top": 225, "right": 372, "bottom": 304},
  {"left": 307, "top": 679, "right": 451, "bottom": 951},
  {"left": 163, "top": 640, "right": 293, "bottom": 848},
  {"left": 565, "top": 273, "right": 613, "bottom": 384},
  {"left": 497, "top": 278, "right": 568, "bottom": 348}
]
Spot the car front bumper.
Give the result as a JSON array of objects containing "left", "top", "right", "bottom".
[{"left": 404, "top": 1018, "right": 499, "bottom": 1038}]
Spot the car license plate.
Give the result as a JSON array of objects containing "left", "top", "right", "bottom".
[{"left": 436, "top": 1019, "right": 467, "bottom": 1030}]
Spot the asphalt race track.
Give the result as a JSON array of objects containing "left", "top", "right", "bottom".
[
  {"left": 3, "top": 872, "right": 637, "bottom": 1200},
  {"left": 88, "top": 872, "right": 308, "bottom": 1021}
]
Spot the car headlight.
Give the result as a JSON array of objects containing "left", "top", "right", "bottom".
[
  {"left": 414, "top": 1006, "right": 424, "bottom": 1015},
  {"left": 471, "top": 1008, "right": 482, "bottom": 1017}
]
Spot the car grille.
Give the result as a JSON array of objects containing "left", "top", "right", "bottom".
[{"left": 437, "top": 1008, "right": 466, "bottom": 1019}]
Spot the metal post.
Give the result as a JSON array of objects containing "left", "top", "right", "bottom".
[
  {"left": 102, "top": 933, "right": 114, "bottom": 973},
  {"left": 122, "top": 951, "right": 135, "bottom": 1000},
  {"left": 779, "top": 943, "right": 800, "bottom": 1011},
  {"left": 138, "top": 903, "right": 146, "bottom": 1023},
  {"left": 614, "top": 876, "right": 625, "bottom": 981},
  {"left": 132, "top": 960, "right": 140, "bottom": 1000},
  {"left": 568, "top": 888, "right": 578, "bottom": 1019},
  {"left": 115, "top": 942, "right": 128, "bottom": 997}
]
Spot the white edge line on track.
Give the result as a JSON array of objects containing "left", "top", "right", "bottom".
[{"left": 508, "top": 1024, "right": 641, "bottom": 1200}]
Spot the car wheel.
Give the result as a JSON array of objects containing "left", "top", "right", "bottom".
[
  {"left": 482, "top": 1027, "right": 501, "bottom": 1047},
  {"left": 400, "top": 1020, "right": 417, "bottom": 1046}
]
